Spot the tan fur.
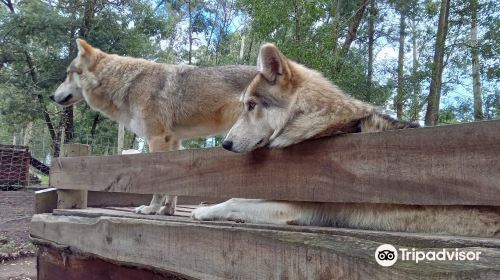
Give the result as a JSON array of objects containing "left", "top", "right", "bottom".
[
  {"left": 52, "top": 39, "right": 257, "bottom": 215},
  {"left": 192, "top": 43, "right": 500, "bottom": 238}
]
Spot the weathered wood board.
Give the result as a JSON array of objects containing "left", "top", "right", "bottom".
[
  {"left": 37, "top": 245, "right": 186, "bottom": 280},
  {"left": 30, "top": 209, "right": 500, "bottom": 280},
  {"left": 49, "top": 121, "right": 500, "bottom": 205},
  {"left": 57, "top": 144, "right": 90, "bottom": 209}
]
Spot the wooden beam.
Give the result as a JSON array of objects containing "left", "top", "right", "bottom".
[
  {"left": 56, "top": 144, "right": 90, "bottom": 209},
  {"left": 86, "top": 192, "right": 225, "bottom": 207},
  {"left": 49, "top": 121, "right": 500, "bottom": 205},
  {"left": 37, "top": 245, "right": 185, "bottom": 280},
  {"left": 30, "top": 212, "right": 500, "bottom": 279},
  {"left": 35, "top": 188, "right": 57, "bottom": 214},
  {"left": 117, "top": 123, "right": 124, "bottom": 154}
]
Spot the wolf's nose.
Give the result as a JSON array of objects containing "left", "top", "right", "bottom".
[
  {"left": 49, "top": 95, "right": 55, "bottom": 101},
  {"left": 222, "top": 140, "right": 233, "bottom": 151}
]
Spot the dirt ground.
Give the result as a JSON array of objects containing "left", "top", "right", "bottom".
[{"left": 0, "top": 191, "right": 37, "bottom": 280}]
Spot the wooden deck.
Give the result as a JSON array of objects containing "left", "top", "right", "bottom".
[{"left": 31, "top": 205, "right": 500, "bottom": 280}]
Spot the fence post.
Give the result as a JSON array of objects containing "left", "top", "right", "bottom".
[
  {"left": 117, "top": 123, "right": 124, "bottom": 154},
  {"left": 57, "top": 144, "right": 90, "bottom": 209}
]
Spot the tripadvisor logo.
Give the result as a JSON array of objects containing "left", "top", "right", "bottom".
[
  {"left": 374, "top": 244, "right": 482, "bottom": 267},
  {"left": 375, "top": 244, "right": 398, "bottom": 267}
]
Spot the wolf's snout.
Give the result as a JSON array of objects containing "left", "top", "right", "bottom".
[
  {"left": 61, "top": 94, "right": 73, "bottom": 103},
  {"left": 50, "top": 94, "right": 73, "bottom": 105},
  {"left": 222, "top": 140, "right": 233, "bottom": 151}
]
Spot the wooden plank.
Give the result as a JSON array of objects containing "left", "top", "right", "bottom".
[
  {"left": 37, "top": 245, "right": 187, "bottom": 280},
  {"left": 30, "top": 213, "right": 500, "bottom": 279},
  {"left": 117, "top": 123, "right": 125, "bottom": 154},
  {"left": 49, "top": 121, "right": 500, "bottom": 205},
  {"left": 86, "top": 192, "right": 225, "bottom": 207},
  {"left": 35, "top": 188, "right": 57, "bottom": 214},
  {"left": 52, "top": 207, "right": 500, "bottom": 249},
  {"left": 56, "top": 144, "right": 90, "bottom": 209}
]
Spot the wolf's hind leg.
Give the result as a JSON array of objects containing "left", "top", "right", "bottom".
[
  {"left": 157, "top": 196, "right": 177, "bottom": 215},
  {"left": 157, "top": 139, "right": 181, "bottom": 215},
  {"left": 134, "top": 134, "right": 179, "bottom": 215},
  {"left": 134, "top": 193, "right": 167, "bottom": 215}
]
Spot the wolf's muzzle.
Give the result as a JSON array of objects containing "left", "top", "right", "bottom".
[
  {"left": 49, "top": 94, "right": 73, "bottom": 105},
  {"left": 222, "top": 140, "right": 233, "bottom": 151}
]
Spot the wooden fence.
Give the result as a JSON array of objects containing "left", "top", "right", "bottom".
[
  {"left": 49, "top": 120, "right": 500, "bottom": 205},
  {"left": 30, "top": 120, "right": 500, "bottom": 280}
]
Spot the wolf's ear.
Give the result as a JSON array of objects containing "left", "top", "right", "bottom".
[
  {"left": 257, "top": 43, "right": 289, "bottom": 83},
  {"left": 76, "top": 39, "right": 95, "bottom": 57}
]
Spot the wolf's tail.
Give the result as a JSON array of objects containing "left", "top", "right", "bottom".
[{"left": 359, "top": 113, "right": 420, "bottom": 132}]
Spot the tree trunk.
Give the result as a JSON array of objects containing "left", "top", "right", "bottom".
[
  {"left": 23, "top": 122, "right": 33, "bottom": 146},
  {"left": 366, "top": 0, "right": 376, "bottom": 102},
  {"left": 470, "top": 0, "right": 483, "bottom": 120},
  {"left": 395, "top": 10, "right": 406, "bottom": 119},
  {"left": 239, "top": 35, "right": 245, "bottom": 64},
  {"left": 24, "top": 50, "right": 59, "bottom": 154},
  {"left": 334, "top": 0, "right": 369, "bottom": 73},
  {"left": 62, "top": 107, "right": 74, "bottom": 144},
  {"left": 2, "top": 0, "right": 14, "bottom": 12},
  {"left": 188, "top": 0, "right": 192, "bottom": 65},
  {"left": 339, "top": 0, "right": 369, "bottom": 58},
  {"left": 89, "top": 114, "right": 100, "bottom": 138},
  {"left": 410, "top": 15, "right": 421, "bottom": 122},
  {"left": 331, "top": 0, "right": 342, "bottom": 56},
  {"left": 79, "top": 0, "right": 95, "bottom": 38},
  {"left": 245, "top": 34, "right": 254, "bottom": 64},
  {"left": 424, "top": 0, "right": 450, "bottom": 126},
  {"left": 129, "top": 134, "right": 137, "bottom": 149},
  {"left": 61, "top": 0, "right": 96, "bottom": 144},
  {"left": 293, "top": 0, "right": 302, "bottom": 62}
]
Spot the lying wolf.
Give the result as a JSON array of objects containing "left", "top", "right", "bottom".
[
  {"left": 51, "top": 39, "right": 257, "bottom": 215},
  {"left": 192, "top": 43, "right": 500, "bottom": 237}
]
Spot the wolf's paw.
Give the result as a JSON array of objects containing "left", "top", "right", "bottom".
[
  {"left": 157, "top": 204, "right": 175, "bottom": 215},
  {"left": 191, "top": 207, "right": 218, "bottom": 221},
  {"left": 134, "top": 205, "right": 160, "bottom": 215}
]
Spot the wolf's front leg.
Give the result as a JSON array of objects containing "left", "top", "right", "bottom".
[{"left": 191, "top": 199, "right": 302, "bottom": 225}]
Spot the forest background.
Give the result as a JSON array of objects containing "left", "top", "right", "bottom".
[{"left": 0, "top": 0, "right": 498, "bottom": 162}]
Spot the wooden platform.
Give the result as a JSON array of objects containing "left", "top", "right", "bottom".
[{"left": 30, "top": 206, "right": 500, "bottom": 280}]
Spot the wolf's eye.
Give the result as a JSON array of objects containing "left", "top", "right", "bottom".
[{"left": 247, "top": 101, "right": 256, "bottom": 111}]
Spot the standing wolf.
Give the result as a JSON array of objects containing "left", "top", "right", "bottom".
[
  {"left": 191, "top": 43, "right": 500, "bottom": 237},
  {"left": 51, "top": 39, "right": 257, "bottom": 215}
]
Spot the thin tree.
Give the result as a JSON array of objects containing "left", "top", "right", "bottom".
[
  {"left": 395, "top": 4, "right": 406, "bottom": 119},
  {"left": 366, "top": 0, "right": 376, "bottom": 102},
  {"left": 331, "top": 0, "right": 342, "bottom": 56},
  {"left": 424, "top": 0, "right": 451, "bottom": 126},
  {"left": 339, "top": 0, "right": 370, "bottom": 58},
  {"left": 187, "top": 0, "right": 193, "bottom": 65},
  {"left": 334, "top": 0, "right": 370, "bottom": 73},
  {"left": 470, "top": 0, "right": 483, "bottom": 120},
  {"left": 409, "top": 11, "right": 421, "bottom": 122}
]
